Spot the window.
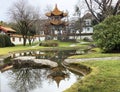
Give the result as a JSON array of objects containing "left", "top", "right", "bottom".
[
  {"left": 12, "top": 37, "right": 15, "bottom": 42},
  {"left": 19, "top": 37, "right": 21, "bottom": 42},
  {"left": 87, "top": 27, "right": 90, "bottom": 31},
  {"left": 85, "top": 19, "right": 91, "bottom": 26}
]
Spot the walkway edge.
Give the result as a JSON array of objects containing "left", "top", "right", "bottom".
[{"left": 64, "top": 57, "right": 120, "bottom": 64}]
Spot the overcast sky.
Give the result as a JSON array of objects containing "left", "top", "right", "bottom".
[{"left": 0, "top": 0, "right": 78, "bottom": 22}]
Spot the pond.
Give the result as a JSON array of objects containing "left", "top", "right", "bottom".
[{"left": 0, "top": 50, "right": 83, "bottom": 92}]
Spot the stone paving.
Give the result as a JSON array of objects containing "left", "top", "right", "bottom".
[{"left": 64, "top": 57, "right": 120, "bottom": 64}]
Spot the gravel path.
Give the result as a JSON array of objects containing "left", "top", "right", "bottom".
[{"left": 64, "top": 57, "right": 120, "bottom": 64}]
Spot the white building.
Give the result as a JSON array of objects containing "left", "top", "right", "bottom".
[
  {"left": 82, "top": 13, "right": 93, "bottom": 34},
  {"left": 68, "top": 13, "right": 94, "bottom": 40},
  {"left": 0, "top": 25, "right": 45, "bottom": 45},
  {"left": 10, "top": 34, "right": 45, "bottom": 45}
]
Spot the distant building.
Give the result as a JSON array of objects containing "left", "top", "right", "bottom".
[
  {"left": 82, "top": 13, "right": 93, "bottom": 34},
  {"left": 10, "top": 34, "right": 42, "bottom": 45},
  {"left": 68, "top": 13, "right": 93, "bottom": 39},
  {"left": 0, "top": 25, "right": 16, "bottom": 35},
  {"left": 0, "top": 25, "right": 43, "bottom": 45}
]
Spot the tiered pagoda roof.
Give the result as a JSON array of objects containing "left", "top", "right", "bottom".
[
  {"left": 46, "top": 4, "right": 68, "bottom": 17},
  {"left": 45, "top": 4, "right": 68, "bottom": 26},
  {"left": 50, "top": 20, "right": 68, "bottom": 26}
]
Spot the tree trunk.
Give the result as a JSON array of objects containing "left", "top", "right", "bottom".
[
  {"left": 28, "top": 36, "right": 32, "bottom": 46},
  {"left": 23, "top": 35, "right": 27, "bottom": 46}
]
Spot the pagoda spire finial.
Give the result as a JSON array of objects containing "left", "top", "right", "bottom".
[
  {"left": 53, "top": 4, "right": 59, "bottom": 12},
  {"left": 55, "top": 4, "right": 58, "bottom": 9}
]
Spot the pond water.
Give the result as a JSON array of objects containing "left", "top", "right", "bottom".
[{"left": 0, "top": 50, "right": 83, "bottom": 92}]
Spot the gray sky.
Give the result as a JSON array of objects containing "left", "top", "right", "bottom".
[{"left": 0, "top": 0, "right": 78, "bottom": 22}]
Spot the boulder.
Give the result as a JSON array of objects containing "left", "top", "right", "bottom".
[
  {"left": 13, "top": 56, "right": 36, "bottom": 61},
  {"left": 12, "top": 56, "right": 58, "bottom": 68},
  {"left": 34, "top": 59, "right": 58, "bottom": 67}
]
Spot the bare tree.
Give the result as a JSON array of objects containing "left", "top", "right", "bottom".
[
  {"left": 44, "top": 5, "right": 52, "bottom": 12},
  {"left": 84, "top": 0, "right": 120, "bottom": 23},
  {"left": 74, "top": 0, "right": 86, "bottom": 40},
  {"left": 9, "top": 0, "right": 40, "bottom": 46}
]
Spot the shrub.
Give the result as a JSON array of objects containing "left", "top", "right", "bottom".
[
  {"left": 0, "top": 35, "right": 5, "bottom": 47},
  {"left": 93, "top": 15, "right": 120, "bottom": 53},
  {"left": 39, "top": 40, "right": 58, "bottom": 47},
  {"left": 61, "top": 39, "right": 76, "bottom": 42},
  {"left": 4, "top": 35, "right": 12, "bottom": 47},
  {"left": 0, "top": 34, "right": 15, "bottom": 47},
  {"left": 83, "top": 37, "right": 93, "bottom": 42}
]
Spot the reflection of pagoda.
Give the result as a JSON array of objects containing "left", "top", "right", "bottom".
[
  {"left": 47, "top": 67, "right": 69, "bottom": 87},
  {"left": 45, "top": 4, "right": 68, "bottom": 40}
]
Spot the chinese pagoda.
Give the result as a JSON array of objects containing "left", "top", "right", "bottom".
[
  {"left": 45, "top": 4, "right": 68, "bottom": 40},
  {"left": 47, "top": 67, "right": 69, "bottom": 87}
]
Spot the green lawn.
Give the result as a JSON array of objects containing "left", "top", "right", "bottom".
[
  {"left": 0, "top": 44, "right": 44, "bottom": 55},
  {"left": 0, "top": 41, "right": 84, "bottom": 55},
  {"left": 64, "top": 60, "right": 120, "bottom": 92},
  {"left": 69, "top": 53, "right": 120, "bottom": 58},
  {"left": 64, "top": 47, "right": 120, "bottom": 92},
  {"left": 69, "top": 47, "right": 120, "bottom": 58}
]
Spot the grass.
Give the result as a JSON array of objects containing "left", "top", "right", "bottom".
[
  {"left": 42, "top": 40, "right": 88, "bottom": 47},
  {"left": 63, "top": 44, "right": 120, "bottom": 92},
  {"left": 69, "top": 53, "right": 120, "bottom": 59},
  {"left": 69, "top": 47, "right": 120, "bottom": 58},
  {"left": 0, "top": 41, "right": 86, "bottom": 55},
  {"left": 64, "top": 60, "right": 120, "bottom": 92},
  {"left": 0, "top": 45, "right": 31, "bottom": 55},
  {"left": 57, "top": 41, "right": 74, "bottom": 47},
  {"left": 0, "top": 43, "right": 44, "bottom": 55},
  {"left": 64, "top": 47, "right": 120, "bottom": 92}
]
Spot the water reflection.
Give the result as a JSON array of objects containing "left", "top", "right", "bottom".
[
  {"left": 1, "top": 50, "right": 82, "bottom": 92},
  {"left": 7, "top": 68, "right": 46, "bottom": 92},
  {"left": 4, "top": 66, "right": 76, "bottom": 92},
  {"left": 47, "top": 67, "right": 70, "bottom": 87},
  {"left": 11, "top": 50, "right": 76, "bottom": 60}
]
